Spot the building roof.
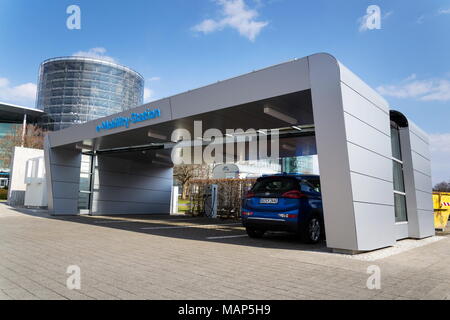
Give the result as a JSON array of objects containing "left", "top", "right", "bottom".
[
  {"left": 0, "top": 102, "right": 45, "bottom": 123},
  {"left": 40, "top": 56, "right": 144, "bottom": 80}
]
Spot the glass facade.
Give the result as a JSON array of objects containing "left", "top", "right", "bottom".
[
  {"left": 36, "top": 57, "right": 144, "bottom": 131},
  {"left": 281, "top": 155, "right": 319, "bottom": 175},
  {"left": 391, "top": 123, "right": 408, "bottom": 223}
]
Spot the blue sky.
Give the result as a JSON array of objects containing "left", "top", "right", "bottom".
[{"left": 0, "top": 0, "right": 449, "bottom": 183}]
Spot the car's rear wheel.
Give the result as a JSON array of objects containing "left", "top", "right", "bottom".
[
  {"left": 302, "top": 217, "right": 322, "bottom": 244},
  {"left": 246, "top": 227, "right": 265, "bottom": 238}
]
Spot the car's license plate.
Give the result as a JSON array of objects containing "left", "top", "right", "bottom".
[{"left": 260, "top": 198, "right": 279, "bottom": 204}]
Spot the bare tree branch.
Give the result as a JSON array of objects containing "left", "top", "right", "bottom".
[{"left": 0, "top": 124, "right": 46, "bottom": 168}]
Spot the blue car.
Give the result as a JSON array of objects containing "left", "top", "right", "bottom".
[{"left": 241, "top": 174, "right": 324, "bottom": 243}]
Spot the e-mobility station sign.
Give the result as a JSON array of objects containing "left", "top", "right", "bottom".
[{"left": 96, "top": 108, "right": 161, "bottom": 132}]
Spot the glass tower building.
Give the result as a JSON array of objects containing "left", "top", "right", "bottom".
[{"left": 36, "top": 57, "right": 144, "bottom": 131}]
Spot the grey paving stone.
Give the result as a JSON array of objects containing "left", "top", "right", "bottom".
[{"left": 0, "top": 204, "right": 449, "bottom": 300}]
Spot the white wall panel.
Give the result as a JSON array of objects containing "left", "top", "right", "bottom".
[
  {"left": 94, "top": 172, "right": 172, "bottom": 191},
  {"left": 52, "top": 199, "right": 79, "bottom": 215},
  {"left": 339, "top": 63, "right": 390, "bottom": 113},
  {"left": 399, "top": 122, "right": 435, "bottom": 239},
  {"left": 93, "top": 186, "right": 170, "bottom": 204},
  {"left": 49, "top": 165, "right": 80, "bottom": 184},
  {"left": 341, "top": 83, "right": 390, "bottom": 136},
  {"left": 351, "top": 172, "right": 395, "bottom": 206},
  {"left": 411, "top": 152, "right": 432, "bottom": 177},
  {"left": 339, "top": 60, "right": 398, "bottom": 251},
  {"left": 52, "top": 182, "right": 79, "bottom": 200},
  {"left": 409, "top": 122, "right": 430, "bottom": 144},
  {"left": 91, "top": 155, "right": 173, "bottom": 215},
  {"left": 93, "top": 202, "right": 169, "bottom": 215},
  {"left": 309, "top": 53, "right": 359, "bottom": 251},
  {"left": 395, "top": 223, "right": 409, "bottom": 240},
  {"left": 409, "top": 131, "right": 431, "bottom": 160},
  {"left": 413, "top": 170, "right": 433, "bottom": 194},
  {"left": 8, "top": 147, "right": 45, "bottom": 207},
  {"left": 347, "top": 143, "right": 393, "bottom": 182},
  {"left": 44, "top": 138, "right": 81, "bottom": 215},
  {"left": 415, "top": 190, "right": 433, "bottom": 211},
  {"left": 344, "top": 113, "right": 392, "bottom": 158},
  {"left": 353, "top": 202, "right": 396, "bottom": 250},
  {"left": 417, "top": 210, "right": 435, "bottom": 238}
]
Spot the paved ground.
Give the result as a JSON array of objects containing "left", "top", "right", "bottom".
[{"left": 0, "top": 203, "right": 449, "bottom": 300}]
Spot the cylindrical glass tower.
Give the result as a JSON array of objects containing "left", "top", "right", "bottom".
[{"left": 36, "top": 57, "right": 144, "bottom": 131}]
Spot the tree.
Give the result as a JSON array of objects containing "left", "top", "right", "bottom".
[
  {"left": 434, "top": 181, "right": 450, "bottom": 192},
  {"left": 173, "top": 164, "right": 212, "bottom": 199},
  {"left": 0, "top": 124, "right": 46, "bottom": 169}
]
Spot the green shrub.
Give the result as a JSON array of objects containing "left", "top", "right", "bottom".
[{"left": 0, "top": 188, "right": 7, "bottom": 200}]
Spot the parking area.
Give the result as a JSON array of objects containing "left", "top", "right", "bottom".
[{"left": 0, "top": 203, "right": 449, "bottom": 300}]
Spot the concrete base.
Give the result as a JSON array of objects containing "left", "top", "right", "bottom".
[{"left": 332, "top": 248, "right": 365, "bottom": 255}]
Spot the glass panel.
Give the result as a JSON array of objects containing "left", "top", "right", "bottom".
[
  {"left": 53, "top": 81, "right": 65, "bottom": 88},
  {"left": 393, "top": 161, "right": 405, "bottom": 193},
  {"left": 78, "top": 192, "right": 90, "bottom": 211},
  {"left": 394, "top": 193, "right": 408, "bottom": 222},
  {"left": 79, "top": 173, "right": 91, "bottom": 192},
  {"left": 80, "top": 155, "right": 92, "bottom": 172},
  {"left": 282, "top": 156, "right": 317, "bottom": 175},
  {"left": 391, "top": 126, "right": 402, "bottom": 161},
  {"left": 51, "top": 89, "right": 64, "bottom": 96},
  {"left": 82, "top": 63, "right": 96, "bottom": 72}
]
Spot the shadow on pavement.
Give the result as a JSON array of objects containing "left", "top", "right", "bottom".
[{"left": 3, "top": 203, "right": 329, "bottom": 253}]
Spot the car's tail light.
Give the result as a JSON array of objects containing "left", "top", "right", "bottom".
[
  {"left": 242, "top": 211, "right": 254, "bottom": 216},
  {"left": 245, "top": 192, "right": 256, "bottom": 199},
  {"left": 281, "top": 190, "right": 306, "bottom": 199}
]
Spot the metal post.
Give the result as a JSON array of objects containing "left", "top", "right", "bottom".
[{"left": 21, "top": 114, "right": 27, "bottom": 147}]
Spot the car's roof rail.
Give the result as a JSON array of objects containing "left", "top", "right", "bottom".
[{"left": 260, "top": 173, "right": 320, "bottom": 178}]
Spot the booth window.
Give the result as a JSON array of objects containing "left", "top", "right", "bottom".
[
  {"left": 78, "top": 154, "right": 94, "bottom": 213},
  {"left": 391, "top": 122, "right": 408, "bottom": 223}
]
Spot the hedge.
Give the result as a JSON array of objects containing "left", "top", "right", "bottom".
[{"left": 0, "top": 189, "right": 7, "bottom": 201}]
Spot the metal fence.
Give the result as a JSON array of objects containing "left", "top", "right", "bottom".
[{"left": 188, "top": 178, "right": 256, "bottom": 219}]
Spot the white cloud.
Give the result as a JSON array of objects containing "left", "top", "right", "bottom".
[
  {"left": 384, "top": 11, "right": 394, "bottom": 19},
  {"left": 72, "top": 47, "right": 116, "bottom": 63},
  {"left": 416, "top": 8, "right": 450, "bottom": 24},
  {"left": 438, "top": 8, "right": 450, "bottom": 15},
  {"left": 144, "top": 88, "right": 155, "bottom": 103},
  {"left": 404, "top": 74, "right": 417, "bottom": 81},
  {"left": 0, "top": 77, "right": 37, "bottom": 107},
  {"left": 377, "top": 75, "right": 450, "bottom": 102},
  {"left": 192, "top": 0, "right": 269, "bottom": 41},
  {"left": 416, "top": 15, "right": 426, "bottom": 24},
  {"left": 430, "top": 133, "right": 450, "bottom": 185},
  {"left": 148, "top": 77, "right": 161, "bottom": 82}
]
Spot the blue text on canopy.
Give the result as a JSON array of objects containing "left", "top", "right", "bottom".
[{"left": 96, "top": 108, "right": 161, "bottom": 132}]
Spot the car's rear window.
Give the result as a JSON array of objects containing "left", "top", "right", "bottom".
[
  {"left": 302, "top": 178, "right": 321, "bottom": 193},
  {"left": 252, "top": 177, "right": 298, "bottom": 194}
]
